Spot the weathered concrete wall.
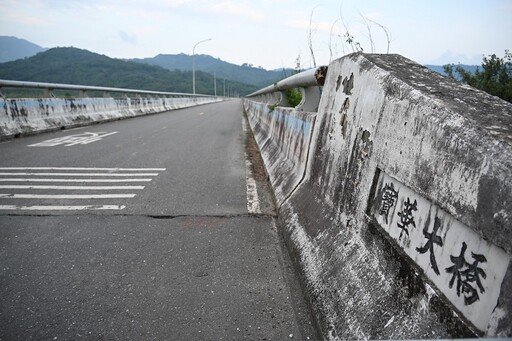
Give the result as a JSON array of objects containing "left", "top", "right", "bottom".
[
  {"left": 0, "top": 96, "right": 224, "bottom": 138},
  {"left": 244, "top": 53, "right": 512, "bottom": 339},
  {"left": 243, "top": 100, "right": 316, "bottom": 205}
]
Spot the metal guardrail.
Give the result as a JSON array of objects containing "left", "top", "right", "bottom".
[
  {"left": 0, "top": 79, "right": 217, "bottom": 98},
  {"left": 247, "top": 66, "right": 327, "bottom": 97},
  {"left": 246, "top": 66, "right": 328, "bottom": 112}
]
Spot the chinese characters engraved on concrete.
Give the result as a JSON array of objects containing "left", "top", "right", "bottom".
[
  {"left": 379, "top": 182, "right": 398, "bottom": 224},
  {"left": 446, "top": 242, "right": 487, "bottom": 306},
  {"left": 370, "top": 171, "right": 510, "bottom": 332},
  {"left": 416, "top": 216, "right": 443, "bottom": 275},
  {"left": 397, "top": 197, "right": 417, "bottom": 239}
]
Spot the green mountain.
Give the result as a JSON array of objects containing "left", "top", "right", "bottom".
[
  {"left": 131, "top": 54, "right": 292, "bottom": 88},
  {"left": 0, "top": 47, "right": 257, "bottom": 96},
  {"left": 425, "top": 64, "right": 478, "bottom": 80},
  {"left": 0, "top": 36, "right": 47, "bottom": 63}
]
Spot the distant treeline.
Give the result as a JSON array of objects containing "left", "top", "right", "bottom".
[{"left": 0, "top": 47, "right": 258, "bottom": 96}]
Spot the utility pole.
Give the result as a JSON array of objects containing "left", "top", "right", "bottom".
[{"left": 214, "top": 71, "right": 217, "bottom": 96}]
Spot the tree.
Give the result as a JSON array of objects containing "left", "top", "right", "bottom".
[{"left": 444, "top": 50, "right": 512, "bottom": 103}]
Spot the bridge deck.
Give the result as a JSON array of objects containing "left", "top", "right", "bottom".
[{"left": 0, "top": 100, "right": 318, "bottom": 340}]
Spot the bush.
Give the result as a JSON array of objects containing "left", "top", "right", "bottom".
[{"left": 286, "top": 88, "right": 302, "bottom": 107}]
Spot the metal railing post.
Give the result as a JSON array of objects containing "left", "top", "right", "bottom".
[{"left": 45, "top": 88, "right": 55, "bottom": 98}]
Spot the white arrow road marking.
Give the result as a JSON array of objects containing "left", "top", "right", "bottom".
[
  {"left": 0, "top": 194, "right": 136, "bottom": 199},
  {"left": 28, "top": 131, "right": 118, "bottom": 147},
  {"left": 0, "top": 205, "right": 126, "bottom": 210}
]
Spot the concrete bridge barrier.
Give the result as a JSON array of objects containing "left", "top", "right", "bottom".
[
  {"left": 244, "top": 53, "right": 512, "bottom": 339},
  {"left": 0, "top": 80, "right": 225, "bottom": 139},
  {"left": 243, "top": 100, "right": 316, "bottom": 205}
]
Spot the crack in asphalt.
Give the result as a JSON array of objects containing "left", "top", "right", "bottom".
[
  {"left": 145, "top": 212, "right": 277, "bottom": 219},
  {"left": 0, "top": 212, "right": 277, "bottom": 219}
]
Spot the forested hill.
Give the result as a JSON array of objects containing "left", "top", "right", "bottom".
[
  {"left": 0, "top": 47, "right": 258, "bottom": 96},
  {"left": 131, "top": 54, "right": 292, "bottom": 89},
  {"left": 425, "top": 64, "right": 478, "bottom": 79},
  {"left": 0, "top": 36, "right": 46, "bottom": 63}
]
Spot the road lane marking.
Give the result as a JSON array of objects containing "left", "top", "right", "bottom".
[
  {"left": 0, "top": 205, "right": 126, "bottom": 210},
  {"left": 0, "top": 194, "right": 136, "bottom": 199},
  {"left": 0, "top": 185, "right": 145, "bottom": 190},
  {"left": 0, "top": 178, "right": 152, "bottom": 183},
  {"left": 0, "top": 167, "right": 166, "bottom": 171},
  {"left": 65, "top": 126, "right": 87, "bottom": 132},
  {"left": 0, "top": 173, "right": 159, "bottom": 177},
  {"left": 0, "top": 166, "right": 165, "bottom": 211},
  {"left": 243, "top": 120, "right": 261, "bottom": 214},
  {"left": 245, "top": 153, "right": 261, "bottom": 214}
]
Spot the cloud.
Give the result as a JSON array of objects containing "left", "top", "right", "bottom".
[
  {"left": 361, "top": 12, "right": 382, "bottom": 21},
  {"left": 207, "top": 1, "right": 264, "bottom": 21},
  {"left": 9, "top": 14, "right": 51, "bottom": 26},
  {"left": 119, "top": 30, "right": 137, "bottom": 44},
  {"left": 285, "top": 19, "right": 341, "bottom": 34},
  {"left": 133, "top": 0, "right": 195, "bottom": 9},
  {"left": 427, "top": 50, "right": 484, "bottom": 65}
]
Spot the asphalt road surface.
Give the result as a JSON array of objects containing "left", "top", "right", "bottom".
[{"left": 0, "top": 100, "right": 318, "bottom": 340}]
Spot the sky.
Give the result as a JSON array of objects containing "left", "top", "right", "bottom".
[{"left": 0, "top": 0, "right": 510, "bottom": 70}]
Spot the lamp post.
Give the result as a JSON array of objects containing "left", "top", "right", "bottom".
[{"left": 192, "top": 38, "right": 211, "bottom": 95}]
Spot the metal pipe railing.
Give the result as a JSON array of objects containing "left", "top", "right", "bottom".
[
  {"left": 247, "top": 66, "right": 327, "bottom": 97},
  {"left": 0, "top": 79, "right": 217, "bottom": 98},
  {"left": 246, "top": 66, "right": 327, "bottom": 112}
]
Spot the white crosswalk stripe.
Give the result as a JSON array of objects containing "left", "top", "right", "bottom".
[
  {"left": 0, "top": 173, "right": 160, "bottom": 176},
  {"left": 0, "top": 205, "right": 126, "bottom": 211},
  {"left": 0, "top": 194, "right": 136, "bottom": 199},
  {"left": 0, "top": 178, "right": 153, "bottom": 182},
  {"left": 0, "top": 185, "right": 145, "bottom": 190},
  {"left": 0, "top": 167, "right": 165, "bottom": 211}
]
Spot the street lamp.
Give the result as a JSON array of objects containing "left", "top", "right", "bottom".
[{"left": 192, "top": 38, "right": 211, "bottom": 95}]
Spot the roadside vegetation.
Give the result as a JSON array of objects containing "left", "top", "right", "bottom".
[
  {"left": 444, "top": 50, "right": 512, "bottom": 103},
  {"left": 286, "top": 55, "right": 304, "bottom": 107}
]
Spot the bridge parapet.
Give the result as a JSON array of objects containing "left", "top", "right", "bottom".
[
  {"left": 0, "top": 80, "right": 225, "bottom": 138},
  {"left": 243, "top": 53, "right": 512, "bottom": 339}
]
